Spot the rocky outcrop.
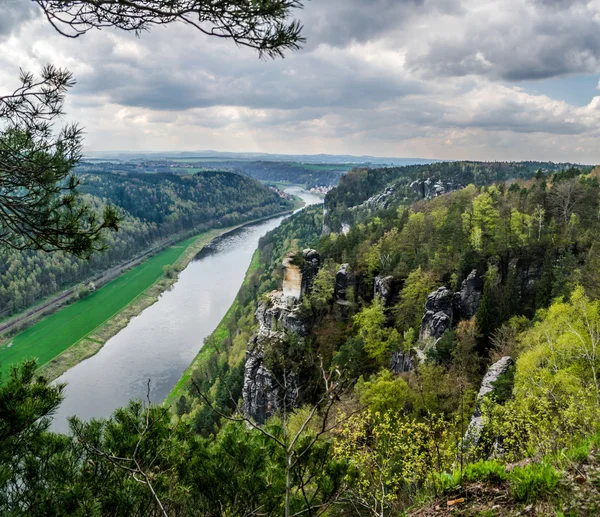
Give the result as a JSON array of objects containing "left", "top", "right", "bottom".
[
  {"left": 301, "top": 249, "right": 320, "bottom": 297},
  {"left": 334, "top": 264, "right": 354, "bottom": 305},
  {"left": 362, "top": 185, "right": 397, "bottom": 210},
  {"left": 517, "top": 261, "right": 543, "bottom": 299},
  {"left": 321, "top": 207, "right": 332, "bottom": 236},
  {"left": 242, "top": 293, "right": 305, "bottom": 423},
  {"left": 282, "top": 249, "right": 320, "bottom": 301},
  {"left": 458, "top": 269, "right": 483, "bottom": 319},
  {"left": 420, "top": 287, "right": 456, "bottom": 342},
  {"left": 255, "top": 291, "right": 311, "bottom": 336},
  {"left": 389, "top": 350, "right": 413, "bottom": 374},
  {"left": 242, "top": 339, "right": 281, "bottom": 424},
  {"left": 323, "top": 185, "right": 399, "bottom": 235},
  {"left": 420, "top": 270, "right": 483, "bottom": 342},
  {"left": 463, "top": 356, "right": 514, "bottom": 453},
  {"left": 374, "top": 275, "right": 395, "bottom": 306},
  {"left": 282, "top": 253, "right": 303, "bottom": 300},
  {"left": 410, "top": 178, "right": 458, "bottom": 200},
  {"left": 242, "top": 251, "right": 319, "bottom": 423}
]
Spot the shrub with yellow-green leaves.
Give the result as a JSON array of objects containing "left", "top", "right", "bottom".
[
  {"left": 333, "top": 410, "right": 456, "bottom": 515},
  {"left": 482, "top": 286, "right": 600, "bottom": 460}
]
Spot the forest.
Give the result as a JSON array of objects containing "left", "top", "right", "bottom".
[
  {"left": 323, "top": 161, "right": 589, "bottom": 233},
  {"left": 7, "top": 160, "right": 600, "bottom": 515},
  {"left": 78, "top": 159, "right": 353, "bottom": 189},
  {"left": 0, "top": 170, "right": 291, "bottom": 318}
]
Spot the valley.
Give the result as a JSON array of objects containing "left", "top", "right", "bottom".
[
  {"left": 4, "top": 1, "right": 600, "bottom": 514},
  {"left": 49, "top": 187, "right": 322, "bottom": 433}
]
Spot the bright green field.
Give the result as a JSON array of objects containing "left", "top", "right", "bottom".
[{"left": 0, "top": 235, "right": 198, "bottom": 378}]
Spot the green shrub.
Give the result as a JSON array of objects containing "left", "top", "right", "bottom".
[
  {"left": 462, "top": 460, "right": 508, "bottom": 485},
  {"left": 490, "top": 365, "right": 515, "bottom": 404},
  {"left": 432, "top": 471, "right": 461, "bottom": 494},
  {"left": 564, "top": 442, "right": 590, "bottom": 464},
  {"left": 509, "top": 463, "right": 560, "bottom": 503}
]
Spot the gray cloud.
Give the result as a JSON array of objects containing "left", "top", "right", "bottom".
[
  {"left": 2, "top": 0, "right": 600, "bottom": 161},
  {"left": 71, "top": 29, "right": 421, "bottom": 112},
  {"left": 0, "top": 0, "right": 38, "bottom": 37},
  {"left": 406, "top": 0, "right": 600, "bottom": 81}
]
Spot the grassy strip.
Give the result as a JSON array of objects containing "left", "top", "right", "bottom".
[
  {"left": 164, "top": 250, "right": 262, "bottom": 406},
  {"left": 0, "top": 237, "right": 196, "bottom": 380},
  {"left": 1, "top": 210, "right": 292, "bottom": 382}
]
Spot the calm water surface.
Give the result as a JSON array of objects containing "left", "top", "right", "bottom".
[{"left": 52, "top": 187, "right": 322, "bottom": 433}]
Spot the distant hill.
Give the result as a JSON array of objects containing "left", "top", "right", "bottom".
[
  {"left": 0, "top": 170, "right": 290, "bottom": 317},
  {"left": 323, "top": 160, "right": 590, "bottom": 233},
  {"left": 83, "top": 149, "right": 443, "bottom": 166},
  {"left": 81, "top": 151, "right": 445, "bottom": 188}
]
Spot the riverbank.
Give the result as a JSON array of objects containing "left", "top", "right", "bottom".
[
  {"left": 0, "top": 206, "right": 300, "bottom": 382},
  {"left": 164, "top": 197, "right": 324, "bottom": 415}
]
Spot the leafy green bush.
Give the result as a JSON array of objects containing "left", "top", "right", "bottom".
[
  {"left": 509, "top": 463, "right": 560, "bottom": 502},
  {"left": 432, "top": 471, "right": 461, "bottom": 494},
  {"left": 462, "top": 460, "right": 508, "bottom": 485},
  {"left": 564, "top": 442, "right": 591, "bottom": 464}
]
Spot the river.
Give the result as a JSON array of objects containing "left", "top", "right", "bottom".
[{"left": 51, "top": 187, "right": 322, "bottom": 433}]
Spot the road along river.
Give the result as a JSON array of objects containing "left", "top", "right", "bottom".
[{"left": 51, "top": 187, "right": 322, "bottom": 433}]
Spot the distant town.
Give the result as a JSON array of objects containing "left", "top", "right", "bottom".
[{"left": 308, "top": 185, "right": 333, "bottom": 196}]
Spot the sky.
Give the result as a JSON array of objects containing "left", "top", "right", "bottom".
[{"left": 2, "top": 0, "right": 600, "bottom": 162}]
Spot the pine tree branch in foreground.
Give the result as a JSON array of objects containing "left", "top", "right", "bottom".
[
  {"left": 36, "top": 0, "right": 305, "bottom": 58},
  {"left": 0, "top": 65, "right": 119, "bottom": 258}
]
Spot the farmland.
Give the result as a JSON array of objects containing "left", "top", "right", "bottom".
[{"left": 0, "top": 235, "right": 197, "bottom": 378}]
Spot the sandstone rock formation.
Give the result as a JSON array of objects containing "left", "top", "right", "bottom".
[
  {"left": 242, "top": 293, "right": 304, "bottom": 423},
  {"left": 420, "top": 286, "right": 456, "bottom": 342},
  {"left": 374, "top": 275, "right": 395, "bottom": 306},
  {"left": 458, "top": 269, "right": 483, "bottom": 319},
  {"left": 242, "top": 251, "right": 318, "bottom": 423},
  {"left": 242, "top": 339, "right": 282, "bottom": 424},
  {"left": 410, "top": 178, "right": 458, "bottom": 200},
  {"left": 389, "top": 350, "right": 413, "bottom": 374},
  {"left": 282, "top": 253, "right": 302, "bottom": 300},
  {"left": 463, "top": 356, "right": 514, "bottom": 453},
  {"left": 420, "top": 270, "right": 483, "bottom": 342},
  {"left": 282, "top": 249, "right": 320, "bottom": 301},
  {"left": 362, "top": 185, "right": 397, "bottom": 210},
  {"left": 321, "top": 207, "right": 332, "bottom": 236},
  {"left": 301, "top": 249, "right": 320, "bottom": 297},
  {"left": 255, "top": 291, "right": 311, "bottom": 337},
  {"left": 334, "top": 263, "right": 353, "bottom": 305}
]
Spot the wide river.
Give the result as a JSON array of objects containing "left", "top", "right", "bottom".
[{"left": 52, "top": 187, "right": 322, "bottom": 433}]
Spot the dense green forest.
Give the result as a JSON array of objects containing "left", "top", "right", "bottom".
[
  {"left": 6, "top": 161, "right": 600, "bottom": 515},
  {"left": 172, "top": 162, "right": 600, "bottom": 514},
  {"left": 79, "top": 159, "right": 353, "bottom": 188},
  {"left": 0, "top": 170, "right": 291, "bottom": 317},
  {"left": 324, "top": 160, "right": 590, "bottom": 233}
]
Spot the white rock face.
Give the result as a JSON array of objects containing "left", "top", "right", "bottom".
[
  {"left": 463, "top": 356, "right": 514, "bottom": 455},
  {"left": 282, "top": 249, "right": 321, "bottom": 301},
  {"left": 282, "top": 253, "right": 302, "bottom": 300}
]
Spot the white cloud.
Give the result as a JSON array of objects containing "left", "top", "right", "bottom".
[{"left": 1, "top": 0, "right": 600, "bottom": 162}]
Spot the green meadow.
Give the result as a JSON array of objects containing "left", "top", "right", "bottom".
[{"left": 0, "top": 235, "right": 198, "bottom": 378}]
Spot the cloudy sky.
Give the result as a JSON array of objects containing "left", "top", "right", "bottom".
[{"left": 2, "top": 0, "right": 600, "bottom": 162}]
